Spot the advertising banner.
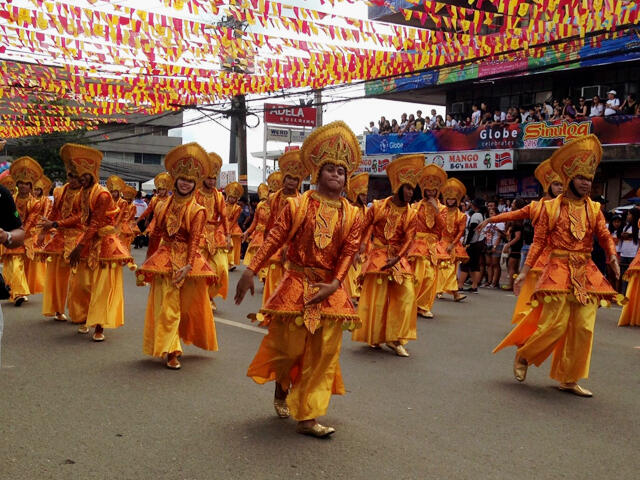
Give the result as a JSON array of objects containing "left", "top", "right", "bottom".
[
  {"left": 424, "top": 150, "right": 514, "bottom": 171},
  {"left": 265, "top": 127, "right": 309, "bottom": 143},
  {"left": 365, "top": 116, "right": 640, "bottom": 154},
  {"left": 264, "top": 103, "right": 317, "bottom": 127},
  {"left": 356, "top": 155, "right": 393, "bottom": 175}
]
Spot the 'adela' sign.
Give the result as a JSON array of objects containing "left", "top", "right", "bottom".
[{"left": 264, "top": 103, "right": 317, "bottom": 127}]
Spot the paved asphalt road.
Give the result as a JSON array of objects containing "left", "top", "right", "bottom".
[{"left": 1, "top": 248, "right": 639, "bottom": 480}]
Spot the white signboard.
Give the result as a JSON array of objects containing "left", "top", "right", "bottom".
[
  {"left": 425, "top": 149, "right": 514, "bottom": 171},
  {"left": 220, "top": 170, "right": 236, "bottom": 187},
  {"left": 265, "top": 127, "right": 309, "bottom": 144}
]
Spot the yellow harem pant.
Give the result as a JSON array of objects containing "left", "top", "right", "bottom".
[
  {"left": 207, "top": 248, "right": 229, "bottom": 300},
  {"left": 500, "top": 295, "right": 598, "bottom": 383},
  {"left": 436, "top": 260, "right": 459, "bottom": 295},
  {"left": 247, "top": 319, "right": 345, "bottom": 421},
  {"left": 3, "top": 255, "right": 30, "bottom": 301},
  {"left": 619, "top": 273, "right": 640, "bottom": 327},
  {"left": 227, "top": 236, "right": 242, "bottom": 267},
  {"left": 510, "top": 271, "right": 540, "bottom": 324},
  {"left": 67, "top": 262, "right": 124, "bottom": 329},
  {"left": 143, "top": 275, "right": 218, "bottom": 357},
  {"left": 42, "top": 255, "right": 71, "bottom": 316},
  {"left": 25, "top": 257, "right": 45, "bottom": 294},
  {"left": 413, "top": 257, "right": 437, "bottom": 314},
  {"left": 262, "top": 261, "right": 284, "bottom": 305},
  {"left": 353, "top": 273, "right": 417, "bottom": 346}
]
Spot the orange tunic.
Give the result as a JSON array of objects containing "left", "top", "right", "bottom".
[
  {"left": 138, "top": 195, "right": 216, "bottom": 285},
  {"left": 435, "top": 207, "right": 469, "bottom": 263},
  {"left": 39, "top": 184, "right": 83, "bottom": 260},
  {"left": 525, "top": 195, "right": 617, "bottom": 303},
  {"left": 76, "top": 184, "right": 132, "bottom": 269},
  {"left": 360, "top": 197, "right": 417, "bottom": 281},
  {"left": 195, "top": 188, "right": 228, "bottom": 255},
  {"left": 408, "top": 200, "right": 444, "bottom": 262},
  {"left": 224, "top": 202, "right": 242, "bottom": 237},
  {"left": 263, "top": 189, "right": 301, "bottom": 263},
  {"left": 139, "top": 195, "right": 170, "bottom": 258},
  {"left": 4, "top": 194, "right": 38, "bottom": 257},
  {"left": 248, "top": 191, "right": 363, "bottom": 333},
  {"left": 244, "top": 200, "right": 270, "bottom": 252}
]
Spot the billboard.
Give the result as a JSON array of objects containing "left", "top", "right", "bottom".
[{"left": 264, "top": 103, "right": 317, "bottom": 127}]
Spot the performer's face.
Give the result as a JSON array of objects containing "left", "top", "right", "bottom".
[
  {"left": 400, "top": 184, "right": 414, "bottom": 204},
  {"left": 34, "top": 188, "right": 43, "bottom": 198},
  {"left": 550, "top": 181, "right": 563, "bottom": 197},
  {"left": 17, "top": 181, "right": 31, "bottom": 196},
  {"left": 80, "top": 174, "right": 94, "bottom": 189},
  {"left": 424, "top": 188, "right": 437, "bottom": 199},
  {"left": 157, "top": 188, "right": 168, "bottom": 197},
  {"left": 446, "top": 198, "right": 457, "bottom": 207},
  {"left": 357, "top": 193, "right": 367, "bottom": 206},
  {"left": 203, "top": 177, "right": 216, "bottom": 189},
  {"left": 111, "top": 190, "right": 120, "bottom": 201},
  {"left": 282, "top": 175, "right": 299, "bottom": 193},
  {"left": 318, "top": 163, "right": 346, "bottom": 193},
  {"left": 571, "top": 175, "right": 592, "bottom": 198},
  {"left": 227, "top": 195, "right": 237, "bottom": 204},
  {"left": 67, "top": 173, "right": 81, "bottom": 189},
  {"left": 175, "top": 178, "right": 196, "bottom": 196}
]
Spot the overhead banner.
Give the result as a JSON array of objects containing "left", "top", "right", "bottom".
[
  {"left": 365, "top": 116, "right": 640, "bottom": 154},
  {"left": 264, "top": 103, "right": 317, "bottom": 127}
]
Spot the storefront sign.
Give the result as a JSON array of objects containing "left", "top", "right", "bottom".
[
  {"left": 356, "top": 155, "right": 393, "bottom": 175},
  {"left": 264, "top": 103, "right": 317, "bottom": 127},
  {"left": 425, "top": 150, "right": 514, "bottom": 171},
  {"left": 265, "top": 127, "right": 309, "bottom": 143}
]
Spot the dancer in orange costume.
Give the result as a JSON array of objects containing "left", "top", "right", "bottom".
[
  {"left": 618, "top": 215, "right": 640, "bottom": 326},
  {"left": 344, "top": 172, "right": 369, "bottom": 301},
  {"left": 352, "top": 154, "right": 422, "bottom": 357},
  {"left": 138, "top": 172, "right": 172, "bottom": 259},
  {"left": 477, "top": 159, "right": 563, "bottom": 324},
  {"left": 224, "top": 181, "right": 244, "bottom": 270},
  {"left": 24, "top": 174, "right": 52, "bottom": 295},
  {"left": 3, "top": 158, "right": 43, "bottom": 306},
  {"left": 494, "top": 135, "right": 623, "bottom": 397},
  {"left": 236, "top": 121, "right": 363, "bottom": 438},
  {"left": 260, "top": 151, "right": 309, "bottom": 305},
  {"left": 409, "top": 164, "right": 447, "bottom": 319},
  {"left": 38, "top": 167, "right": 83, "bottom": 322},
  {"left": 435, "top": 178, "right": 469, "bottom": 302},
  {"left": 64, "top": 144, "right": 133, "bottom": 341},
  {"left": 118, "top": 185, "right": 138, "bottom": 254},
  {"left": 195, "top": 152, "right": 230, "bottom": 309},
  {"left": 242, "top": 183, "right": 270, "bottom": 281},
  {"left": 138, "top": 143, "right": 218, "bottom": 370}
]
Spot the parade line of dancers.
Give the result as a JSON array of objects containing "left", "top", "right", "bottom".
[{"left": 1, "top": 122, "right": 637, "bottom": 438}]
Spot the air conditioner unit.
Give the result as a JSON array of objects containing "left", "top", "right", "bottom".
[
  {"left": 451, "top": 102, "right": 465, "bottom": 114},
  {"left": 582, "top": 85, "right": 603, "bottom": 98}
]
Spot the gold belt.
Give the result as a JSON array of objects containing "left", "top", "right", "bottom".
[
  {"left": 550, "top": 249, "right": 591, "bottom": 259},
  {"left": 284, "top": 261, "right": 333, "bottom": 334}
]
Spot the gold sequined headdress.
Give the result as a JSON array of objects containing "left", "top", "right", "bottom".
[
  {"left": 386, "top": 154, "right": 424, "bottom": 193},
  {"left": 122, "top": 184, "right": 137, "bottom": 202},
  {"left": 441, "top": 178, "right": 467, "bottom": 203},
  {"left": 534, "top": 159, "right": 563, "bottom": 192},
  {"left": 278, "top": 150, "right": 309, "bottom": 187},
  {"left": 34, "top": 175, "right": 52, "bottom": 195},
  {"left": 301, "top": 121, "right": 361, "bottom": 186},
  {"left": 257, "top": 183, "right": 269, "bottom": 201},
  {"left": 347, "top": 172, "right": 369, "bottom": 203},
  {"left": 419, "top": 164, "right": 447, "bottom": 194},
  {"left": 225, "top": 181, "right": 244, "bottom": 200},
  {"left": 207, "top": 152, "right": 222, "bottom": 178},
  {"left": 0, "top": 174, "right": 16, "bottom": 191},
  {"left": 10, "top": 156, "right": 43, "bottom": 186},
  {"left": 267, "top": 171, "right": 283, "bottom": 192},
  {"left": 106, "top": 175, "right": 125, "bottom": 193},
  {"left": 60, "top": 144, "right": 102, "bottom": 181},
  {"left": 164, "top": 142, "right": 210, "bottom": 184},
  {"left": 154, "top": 172, "right": 173, "bottom": 190},
  {"left": 550, "top": 134, "right": 602, "bottom": 188}
]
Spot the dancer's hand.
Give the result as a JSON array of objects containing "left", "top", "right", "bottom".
[
  {"left": 305, "top": 279, "right": 340, "bottom": 306},
  {"left": 172, "top": 265, "right": 192, "bottom": 286},
  {"left": 446, "top": 243, "right": 454, "bottom": 254},
  {"left": 477, "top": 219, "right": 489, "bottom": 232},
  {"left": 38, "top": 217, "right": 55, "bottom": 230},
  {"left": 226, "top": 235, "right": 232, "bottom": 251},
  {"left": 69, "top": 246, "right": 81, "bottom": 267},
  {"left": 513, "top": 273, "right": 526, "bottom": 296},
  {"left": 610, "top": 256, "right": 621, "bottom": 280},
  {"left": 235, "top": 269, "right": 255, "bottom": 304},
  {"left": 353, "top": 252, "right": 362, "bottom": 267},
  {"left": 382, "top": 256, "right": 399, "bottom": 270}
]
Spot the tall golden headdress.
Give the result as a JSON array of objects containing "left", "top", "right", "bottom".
[
  {"left": 419, "top": 164, "right": 447, "bottom": 194},
  {"left": 441, "top": 178, "right": 467, "bottom": 203},
  {"left": 225, "top": 181, "right": 244, "bottom": 200},
  {"left": 278, "top": 150, "right": 309, "bottom": 186},
  {"left": 154, "top": 172, "right": 173, "bottom": 190},
  {"left": 386, "top": 154, "right": 424, "bottom": 193},
  {"left": 122, "top": 184, "right": 137, "bottom": 202},
  {"left": 60, "top": 144, "right": 102, "bottom": 181},
  {"left": 347, "top": 172, "right": 369, "bottom": 203},
  {"left": 257, "top": 183, "right": 269, "bottom": 201},
  {"left": 10, "top": 156, "right": 43, "bottom": 186},
  {"left": 550, "top": 134, "right": 602, "bottom": 188},
  {"left": 0, "top": 174, "right": 16, "bottom": 191},
  {"left": 267, "top": 171, "right": 283, "bottom": 192},
  {"left": 164, "top": 142, "right": 210, "bottom": 183},
  {"left": 34, "top": 175, "right": 52, "bottom": 195},
  {"left": 207, "top": 152, "right": 223, "bottom": 178},
  {"left": 534, "top": 159, "right": 563, "bottom": 192},
  {"left": 106, "top": 175, "right": 125, "bottom": 193},
  {"left": 301, "top": 121, "right": 361, "bottom": 186}
]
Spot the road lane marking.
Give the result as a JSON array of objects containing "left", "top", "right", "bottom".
[{"left": 216, "top": 317, "right": 267, "bottom": 334}]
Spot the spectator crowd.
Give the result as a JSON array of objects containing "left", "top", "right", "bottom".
[{"left": 366, "top": 90, "right": 640, "bottom": 135}]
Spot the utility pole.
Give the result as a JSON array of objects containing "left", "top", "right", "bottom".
[{"left": 314, "top": 89, "right": 323, "bottom": 127}]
